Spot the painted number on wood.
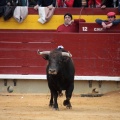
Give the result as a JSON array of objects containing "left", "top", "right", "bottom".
[{"left": 82, "top": 27, "right": 88, "bottom": 31}]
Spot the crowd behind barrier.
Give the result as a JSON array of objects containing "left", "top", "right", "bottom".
[
  {"left": 0, "top": 0, "right": 120, "bottom": 26},
  {"left": 29, "top": 0, "right": 120, "bottom": 9},
  {"left": 0, "top": 0, "right": 120, "bottom": 8}
]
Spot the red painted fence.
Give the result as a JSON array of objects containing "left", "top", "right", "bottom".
[
  {"left": 0, "top": 31, "right": 120, "bottom": 76},
  {"left": 79, "top": 23, "right": 120, "bottom": 33}
]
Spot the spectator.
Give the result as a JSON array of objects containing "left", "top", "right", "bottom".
[
  {"left": 82, "top": 0, "right": 87, "bottom": 6},
  {"left": 101, "top": 0, "right": 120, "bottom": 9},
  {"left": 0, "top": 0, "right": 7, "bottom": 17},
  {"left": 20, "top": 0, "right": 29, "bottom": 6},
  {"left": 0, "top": 0, "right": 7, "bottom": 6},
  {"left": 57, "top": 13, "right": 85, "bottom": 32},
  {"left": 113, "top": 0, "right": 119, "bottom": 8},
  {"left": 0, "top": 0, "right": 15, "bottom": 6},
  {"left": 95, "top": 12, "right": 120, "bottom": 29},
  {"left": 29, "top": 0, "right": 37, "bottom": 7},
  {"left": 73, "top": 0, "right": 87, "bottom": 7},
  {"left": 34, "top": 0, "right": 56, "bottom": 10},
  {"left": 57, "top": 0, "right": 74, "bottom": 7},
  {"left": 118, "top": 0, "right": 120, "bottom": 12},
  {"left": 88, "top": 0, "right": 101, "bottom": 8},
  {"left": 73, "top": 0, "right": 82, "bottom": 7},
  {"left": 7, "top": 0, "right": 28, "bottom": 6}
]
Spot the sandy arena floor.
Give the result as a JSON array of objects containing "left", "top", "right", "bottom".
[{"left": 0, "top": 90, "right": 120, "bottom": 120}]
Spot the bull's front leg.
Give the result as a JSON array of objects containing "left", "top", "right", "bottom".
[
  {"left": 53, "top": 91, "right": 59, "bottom": 110},
  {"left": 63, "top": 83, "right": 74, "bottom": 109},
  {"left": 49, "top": 90, "right": 53, "bottom": 107}
]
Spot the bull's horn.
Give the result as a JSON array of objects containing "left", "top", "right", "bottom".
[
  {"left": 62, "top": 52, "right": 72, "bottom": 57},
  {"left": 37, "top": 50, "right": 50, "bottom": 55}
]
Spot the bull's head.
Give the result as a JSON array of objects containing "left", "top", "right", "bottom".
[{"left": 37, "top": 49, "right": 72, "bottom": 75}]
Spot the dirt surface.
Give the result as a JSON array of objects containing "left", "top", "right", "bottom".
[{"left": 0, "top": 91, "right": 120, "bottom": 120}]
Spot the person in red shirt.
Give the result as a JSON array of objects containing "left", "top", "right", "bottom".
[
  {"left": 88, "top": 0, "right": 101, "bottom": 8},
  {"left": 57, "top": 0, "right": 74, "bottom": 7},
  {"left": 57, "top": 13, "right": 85, "bottom": 32}
]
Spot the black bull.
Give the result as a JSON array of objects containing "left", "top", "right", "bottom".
[{"left": 38, "top": 47, "right": 75, "bottom": 110}]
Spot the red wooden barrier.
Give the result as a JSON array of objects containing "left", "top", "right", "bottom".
[
  {"left": 0, "top": 32, "right": 120, "bottom": 76},
  {"left": 79, "top": 23, "right": 120, "bottom": 33},
  {"left": 28, "top": 8, "right": 120, "bottom": 15}
]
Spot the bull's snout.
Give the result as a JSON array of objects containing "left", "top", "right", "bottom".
[{"left": 48, "top": 68, "right": 57, "bottom": 74}]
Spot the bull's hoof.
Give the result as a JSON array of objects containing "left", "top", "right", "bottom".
[
  {"left": 52, "top": 104, "right": 59, "bottom": 110},
  {"left": 49, "top": 103, "right": 53, "bottom": 108},
  {"left": 52, "top": 107, "right": 59, "bottom": 111},
  {"left": 66, "top": 104, "right": 72, "bottom": 109},
  {"left": 63, "top": 100, "right": 69, "bottom": 106},
  {"left": 63, "top": 100, "right": 72, "bottom": 109}
]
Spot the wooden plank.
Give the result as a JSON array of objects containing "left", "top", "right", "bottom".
[
  {"left": 0, "top": 58, "right": 46, "bottom": 66},
  {"left": 0, "top": 32, "right": 55, "bottom": 42},
  {"left": 0, "top": 32, "right": 120, "bottom": 42},
  {"left": 0, "top": 67, "right": 46, "bottom": 74},
  {"left": 75, "top": 67, "right": 120, "bottom": 76},
  {"left": 0, "top": 43, "right": 55, "bottom": 51},
  {"left": 75, "top": 59, "right": 120, "bottom": 70},
  {"left": 0, "top": 51, "right": 39, "bottom": 58}
]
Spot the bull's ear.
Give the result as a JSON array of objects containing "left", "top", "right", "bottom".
[{"left": 42, "top": 54, "right": 49, "bottom": 60}]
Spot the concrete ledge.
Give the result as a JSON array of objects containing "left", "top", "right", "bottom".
[
  {"left": 0, "top": 74, "right": 46, "bottom": 80},
  {"left": 0, "top": 74, "right": 120, "bottom": 81},
  {"left": 75, "top": 76, "right": 120, "bottom": 81}
]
